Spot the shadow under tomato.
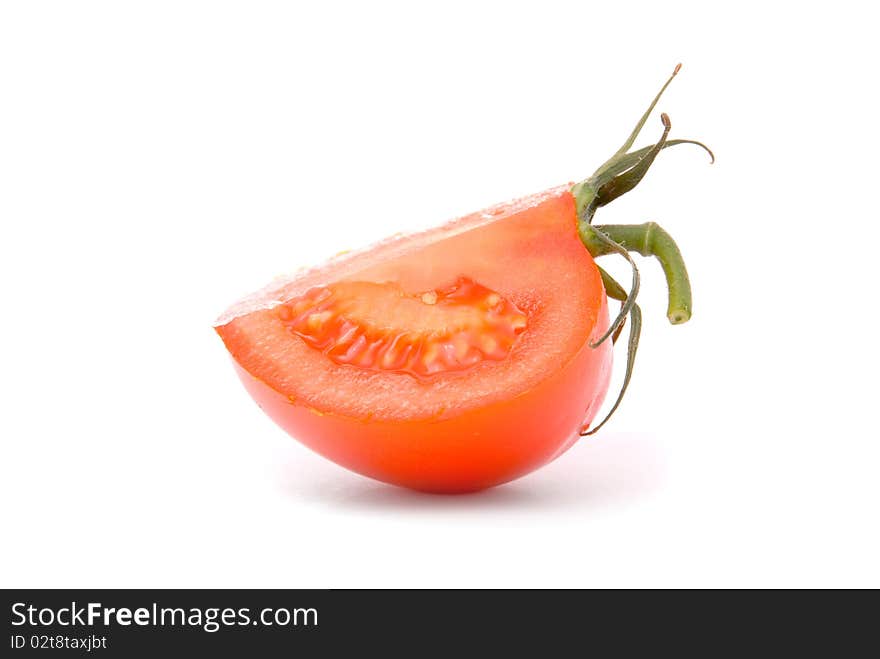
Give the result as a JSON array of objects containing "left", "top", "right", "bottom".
[{"left": 276, "top": 431, "right": 665, "bottom": 511}]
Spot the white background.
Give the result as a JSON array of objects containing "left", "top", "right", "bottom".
[{"left": 2, "top": 1, "right": 878, "bottom": 588}]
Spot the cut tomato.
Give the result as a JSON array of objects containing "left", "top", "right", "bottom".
[
  {"left": 216, "top": 187, "right": 612, "bottom": 492},
  {"left": 216, "top": 66, "right": 710, "bottom": 492}
]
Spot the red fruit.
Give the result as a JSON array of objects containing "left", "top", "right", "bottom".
[
  {"left": 216, "top": 65, "right": 712, "bottom": 493},
  {"left": 216, "top": 187, "right": 612, "bottom": 492}
]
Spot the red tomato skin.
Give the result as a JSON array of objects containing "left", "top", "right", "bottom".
[
  {"left": 231, "top": 300, "right": 610, "bottom": 493},
  {"left": 218, "top": 188, "right": 613, "bottom": 493}
]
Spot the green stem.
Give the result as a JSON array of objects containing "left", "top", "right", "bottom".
[
  {"left": 579, "top": 222, "right": 640, "bottom": 347},
  {"left": 565, "top": 65, "right": 711, "bottom": 434},
  {"left": 580, "top": 222, "right": 692, "bottom": 324},
  {"left": 599, "top": 63, "right": 681, "bottom": 169},
  {"left": 582, "top": 301, "right": 642, "bottom": 436}
]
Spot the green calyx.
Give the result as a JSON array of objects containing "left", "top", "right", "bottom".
[{"left": 573, "top": 64, "right": 713, "bottom": 436}]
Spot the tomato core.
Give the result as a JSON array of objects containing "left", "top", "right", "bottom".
[{"left": 277, "top": 276, "right": 528, "bottom": 379}]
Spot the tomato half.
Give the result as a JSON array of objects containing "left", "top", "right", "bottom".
[
  {"left": 216, "top": 66, "right": 711, "bottom": 492},
  {"left": 216, "top": 185, "right": 612, "bottom": 492}
]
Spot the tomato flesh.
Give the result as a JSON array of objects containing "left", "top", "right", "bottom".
[
  {"left": 216, "top": 186, "right": 612, "bottom": 492},
  {"left": 278, "top": 277, "right": 527, "bottom": 378}
]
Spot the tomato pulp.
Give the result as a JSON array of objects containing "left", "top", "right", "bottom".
[{"left": 216, "top": 186, "right": 612, "bottom": 492}]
